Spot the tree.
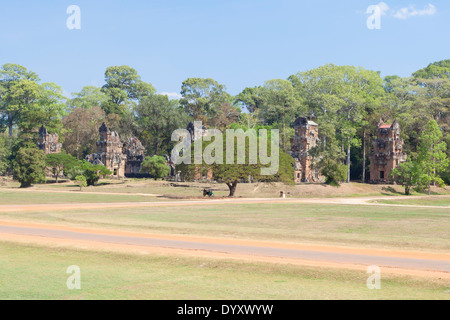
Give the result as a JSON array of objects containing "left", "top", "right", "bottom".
[
  {"left": 0, "top": 64, "right": 39, "bottom": 137},
  {"left": 259, "top": 79, "right": 302, "bottom": 150},
  {"left": 417, "top": 119, "right": 449, "bottom": 195},
  {"left": 62, "top": 106, "right": 108, "bottom": 159},
  {"left": 177, "top": 131, "right": 293, "bottom": 196},
  {"left": 413, "top": 59, "right": 450, "bottom": 79},
  {"left": 101, "top": 65, "right": 155, "bottom": 117},
  {"left": 75, "top": 175, "right": 87, "bottom": 191},
  {"left": 0, "top": 134, "right": 8, "bottom": 175},
  {"left": 67, "top": 86, "right": 108, "bottom": 110},
  {"left": 76, "top": 161, "right": 111, "bottom": 186},
  {"left": 390, "top": 159, "right": 421, "bottom": 195},
  {"left": 235, "top": 87, "right": 264, "bottom": 113},
  {"left": 46, "top": 152, "right": 80, "bottom": 183},
  {"left": 140, "top": 155, "right": 170, "bottom": 180},
  {"left": 13, "top": 146, "right": 46, "bottom": 188},
  {"left": 180, "top": 78, "right": 231, "bottom": 123},
  {"left": 134, "top": 94, "right": 189, "bottom": 155}
]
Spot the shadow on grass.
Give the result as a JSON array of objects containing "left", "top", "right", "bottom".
[{"left": 381, "top": 186, "right": 405, "bottom": 196}]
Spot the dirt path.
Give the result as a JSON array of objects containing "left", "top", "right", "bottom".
[
  {"left": 0, "top": 195, "right": 448, "bottom": 212},
  {"left": 0, "top": 220, "right": 449, "bottom": 279}
]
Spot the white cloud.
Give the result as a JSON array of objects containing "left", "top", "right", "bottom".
[
  {"left": 393, "top": 4, "right": 437, "bottom": 19},
  {"left": 159, "top": 92, "right": 182, "bottom": 100}
]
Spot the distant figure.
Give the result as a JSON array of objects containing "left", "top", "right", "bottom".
[
  {"left": 203, "top": 189, "right": 214, "bottom": 197},
  {"left": 280, "top": 191, "right": 286, "bottom": 199}
]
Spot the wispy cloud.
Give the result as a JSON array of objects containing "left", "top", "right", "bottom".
[
  {"left": 393, "top": 4, "right": 437, "bottom": 19},
  {"left": 159, "top": 92, "right": 182, "bottom": 100}
]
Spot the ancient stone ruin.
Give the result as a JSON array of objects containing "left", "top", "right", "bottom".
[
  {"left": 86, "top": 123, "right": 146, "bottom": 178},
  {"left": 37, "top": 125, "right": 62, "bottom": 154},
  {"left": 369, "top": 119, "right": 407, "bottom": 184},
  {"left": 290, "top": 117, "right": 323, "bottom": 183}
]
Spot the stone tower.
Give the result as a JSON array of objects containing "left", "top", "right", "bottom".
[
  {"left": 86, "top": 123, "right": 127, "bottom": 178},
  {"left": 290, "top": 117, "right": 322, "bottom": 183},
  {"left": 370, "top": 119, "right": 407, "bottom": 184},
  {"left": 37, "top": 125, "right": 62, "bottom": 154},
  {"left": 123, "top": 137, "right": 146, "bottom": 175}
]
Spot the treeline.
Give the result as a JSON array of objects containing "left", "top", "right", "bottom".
[{"left": 0, "top": 60, "right": 449, "bottom": 185}]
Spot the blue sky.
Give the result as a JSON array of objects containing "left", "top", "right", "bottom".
[{"left": 0, "top": 0, "right": 448, "bottom": 98}]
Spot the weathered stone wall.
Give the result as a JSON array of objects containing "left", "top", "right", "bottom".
[{"left": 37, "top": 125, "right": 62, "bottom": 154}]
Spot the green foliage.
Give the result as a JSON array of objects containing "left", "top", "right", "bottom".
[
  {"left": 180, "top": 77, "right": 231, "bottom": 123},
  {"left": 319, "top": 158, "right": 348, "bottom": 187},
  {"left": 413, "top": 59, "right": 450, "bottom": 79},
  {"left": 177, "top": 131, "right": 293, "bottom": 196},
  {"left": 67, "top": 86, "right": 108, "bottom": 109},
  {"left": 71, "top": 161, "right": 112, "bottom": 186},
  {"left": 45, "top": 152, "right": 81, "bottom": 183},
  {"left": 135, "top": 94, "right": 189, "bottom": 155},
  {"left": 75, "top": 175, "right": 87, "bottom": 191},
  {"left": 101, "top": 65, "right": 155, "bottom": 117},
  {"left": 140, "top": 155, "right": 170, "bottom": 180},
  {"left": 390, "top": 159, "right": 421, "bottom": 195},
  {"left": 416, "top": 119, "right": 449, "bottom": 194},
  {"left": 13, "top": 146, "right": 46, "bottom": 188},
  {"left": 0, "top": 134, "right": 8, "bottom": 175}
]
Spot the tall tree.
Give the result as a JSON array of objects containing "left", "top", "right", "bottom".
[
  {"left": 417, "top": 119, "right": 449, "bottom": 195},
  {"left": 135, "top": 94, "right": 189, "bottom": 156},
  {"left": 67, "top": 86, "right": 108, "bottom": 110},
  {"left": 0, "top": 64, "right": 40, "bottom": 137},
  {"left": 180, "top": 78, "right": 231, "bottom": 123},
  {"left": 101, "top": 65, "right": 155, "bottom": 116}
]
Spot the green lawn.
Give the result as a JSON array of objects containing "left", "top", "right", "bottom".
[
  {"left": 0, "top": 190, "right": 159, "bottom": 204},
  {"left": 0, "top": 202, "right": 448, "bottom": 252},
  {"left": 0, "top": 242, "right": 447, "bottom": 300},
  {"left": 374, "top": 198, "right": 450, "bottom": 207}
]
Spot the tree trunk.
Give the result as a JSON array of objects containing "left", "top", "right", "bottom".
[
  {"left": 346, "top": 137, "right": 351, "bottom": 183},
  {"left": 8, "top": 114, "right": 13, "bottom": 138},
  {"left": 362, "top": 128, "right": 366, "bottom": 183},
  {"left": 227, "top": 181, "right": 238, "bottom": 197}
]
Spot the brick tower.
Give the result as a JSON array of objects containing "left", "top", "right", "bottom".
[
  {"left": 290, "top": 117, "right": 322, "bottom": 183},
  {"left": 37, "top": 125, "right": 62, "bottom": 154},
  {"left": 370, "top": 119, "right": 407, "bottom": 183}
]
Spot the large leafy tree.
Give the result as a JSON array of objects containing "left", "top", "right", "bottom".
[
  {"left": 417, "top": 119, "right": 449, "bottom": 195},
  {"left": 0, "top": 64, "right": 66, "bottom": 138},
  {"left": 259, "top": 79, "right": 303, "bottom": 151},
  {"left": 413, "top": 59, "right": 450, "bottom": 79},
  {"left": 0, "top": 64, "right": 39, "bottom": 137},
  {"left": 135, "top": 94, "right": 189, "bottom": 155},
  {"left": 180, "top": 78, "right": 231, "bottom": 123},
  {"left": 67, "top": 86, "right": 108, "bottom": 110},
  {"left": 46, "top": 152, "right": 81, "bottom": 183},
  {"left": 101, "top": 65, "right": 155, "bottom": 116}
]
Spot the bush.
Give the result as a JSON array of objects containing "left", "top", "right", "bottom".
[
  {"left": 13, "top": 146, "right": 46, "bottom": 188},
  {"left": 140, "top": 156, "right": 170, "bottom": 180}
]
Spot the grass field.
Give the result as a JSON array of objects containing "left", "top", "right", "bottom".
[
  {"left": 374, "top": 198, "right": 450, "bottom": 207},
  {"left": 0, "top": 241, "right": 448, "bottom": 300},
  {"left": 0, "top": 202, "right": 448, "bottom": 252},
  {"left": 2, "top": 178, "right": 450, "bottom": 199}
]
